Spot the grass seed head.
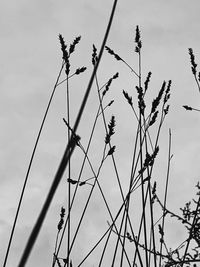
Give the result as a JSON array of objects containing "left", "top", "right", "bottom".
[
  {"left": 188, "top": 48, "right": 197, "bottom": 75},
  {"left": 107, "top": 100, "right": 114, "bottom": 107},
  {"left": 151, "top": 81, "right": 166, "bottom": 113},
  {"left": 149, "top": 110, "right": 159, "bottom": 126},
  {"left": 105, "top": 46, "right": 122, "bottom": 61},
  {"left": 105, "top": 115, "right": 116, "bottom": 144},
  {"left": 69, "top": 36, "right": 81, "bottom": 55},
  {"left": 92, "top": 44, "right": 98, "bottom": 66},
  {"left": 164, "top": 80, "right": 172, "bottom": 104},
  {"left": 75, "top": 66, "right": 87, "bottom": 75},
  {"left": 123, "top": 90, "right": 133, "bottom": 106},
  {"left": 136, "top": 86, "right": 145, "bottom": 115},
  {"left": 57, "top": 206, "right": 66, "bottom": 231},
  {"left": 135, "top": 25, "right": 142, "bottom": 53},
  {"left": 107, "top": 145, "right": 116, "bottom": 156},
  {"left": 102, "top": 72, "right": 119, "bottom": 96},
  {"left": 59, "top": 34, "right": 68, "bottom": 62},
  {"left": 144, "top": 71, "right": 152, "bottom": 93},
  {"left": 183, "top": 105, "right": 192, "bottom": 111}
]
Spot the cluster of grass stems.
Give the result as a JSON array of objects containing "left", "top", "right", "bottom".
[{"left": 3, "top": 2, "right": 200, "bottom": 267}]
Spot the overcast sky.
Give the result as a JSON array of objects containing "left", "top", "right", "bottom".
[{"left": 1, "top": 1, "right": 200, "bottom": 266}]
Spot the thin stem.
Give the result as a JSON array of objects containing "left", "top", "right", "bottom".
[
  {"left": 111, "top": 205, "right": 127, "bottom": 267},
  {"left": 17, "top": 0, "right": 119, "bottom": 265},
  {"left": 66, "top": 73, "right": 71, "bottom": 267},
  {"left": 159, "top": 129, "right": 172, "bottom": 267},
  {"left": 53, "top": 103, "right": 102, "bottom": 265},
  {"left": 77, "top": 194, "right": 130, "bottom": 267},
  {"left": 3, "top": 61, "right": 64, "bottom": 267},
  {"left": 65, "top": 146, "right": 107, "bottom": 266},
  {"left": 138, "top": 50, "right": 149, "bottom": 267}
]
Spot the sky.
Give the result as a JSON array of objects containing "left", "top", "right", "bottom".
[{"left": 1, "top": 0, "right": 200, "bottom": 266}]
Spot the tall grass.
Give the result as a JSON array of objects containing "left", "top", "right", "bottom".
[
  {"left": 3, "top": 5, "right": 200, "bottom": 267},
  {"left": 49, "top": 33, "right": 200, "bottom": 267}
]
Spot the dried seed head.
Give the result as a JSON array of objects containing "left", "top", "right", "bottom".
[
  {"left": 183, "top": 105, "right": 192, "bottom": 111},
  {"left": 151, "top": 181, "right": 157, "bottom": 204},
  {"left": 164, "top": 80, "right": 172, "bottom": 103},
  {"left": 105, "top": 116, "right": 116, "bottom": 144},
  {"left": 107, "top": 145, "right": 116, "bottom": 156},
  {"left": 135, "top": 25, "right": 142, "bottom": 53},
  {"left": 102, "top": 72, "right": 119, "bottom": 97},
  {"left": 59, "top": 34, "right": 68, "bottom": 62},
  {"left": 123, "top": 90, "right": 133, "bottom": 106},
  {"left": 67, "top": 178, "right": 78, "bottom": 185},
  {"left": 79, "top": 181, "right": 86, "bottom": 186},
  {"left": 107, "top": 100, "right": 114, "bottom": 107},
  {"left": 69, "top": 36, "right": 81, "bottom": 55},
  {"left": 92, "top": 44, "right": 98, "bottom": 66},
  {"left": 105, "top": 46, "right": 122, "bottom": 61},
  {"left": 75, "top": 67, "right": 87, "bottom": 75},
  {"left": 188, "top": 48, "right": 197, "bottom": 75},
  {"left": 57, "top": 206, "right": 65, "bottom": 231},
  {"left": 149, "top": 110, "right": 159, "bottom": 126},
  {"left": 136, "top": 86, "right": 145, "bottom": 115},
  {"left": 151, "top": 81, "right": 166, "bottom": 113},
  {"left": 144, "top": 71, "right": 152, "bottom": 93}
]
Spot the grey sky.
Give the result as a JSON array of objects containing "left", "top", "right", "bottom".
[{"left": 1, "top": 1, "right": 200, "bottom": 266}]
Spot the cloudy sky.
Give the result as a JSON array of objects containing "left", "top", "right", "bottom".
[{"left": 1, "top": 0, "right": 200, "bottom": 266}]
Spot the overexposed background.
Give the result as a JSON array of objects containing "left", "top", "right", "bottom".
[{"left": 1, "top": 1, "right": 200, "bottom": 266}]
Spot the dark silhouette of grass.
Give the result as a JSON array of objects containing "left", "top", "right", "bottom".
[
  {"left": 16, "top": 0, "right": 119, "bottom": 266},
  {"left": 4, "top": 4, "right": 200, "bottom": 267}
]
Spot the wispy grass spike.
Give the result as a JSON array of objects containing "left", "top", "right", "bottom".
[
  {"left": 57, "top": 207, "right": 65, "bottom": 232},
  {"left": 183, "top": 105, "right": 200, "bottom": 112},
  {"left": 164, "top": 80, "right": 172, "bottom": 104},
  {"left": 144, "top": 71, "right": 152, "bottom": 93},
  {"left": 102, "top": 72, "right": 119, "bottom": 96},
  {"left": 139, "top": 146, "right": 159, "bottom": 174},
  {"left": 136, "top": 86, "right": 145, "bottom": 115},
  {"left": 188, "top": 48, "right": 200, "bottom": 92},
  {"left": 188, "top": 48, "right": 197, "bottom": 75},
  {"left": 59, "top": 35, "right": 70, "bottom": 75},
  {"left": 151, "top": 81, "right": 166, "bottom": 113},
  {"left": 59, "top": 34, "right": 68, "bottom": 62},
  {"left": 67, "top": 178, "right": 78, "bottom": 185},
  {"left": 151, "top": 181, "right": 157, "bottom": 204},
  {"left": 107, "top": 145, "right": 116, "bottom": 156},
  {"left": 149, "top": 110, "right": 159, "bottom": 126},
  {"left": 75, "top": 67, "right": 87, "bottom": 75},
  {"left": 69, "top": 36, "right": 81, "bottom": 55},
  {"left": 123, "top": 90, "right": 133, "bottom": 106},
  {"left": 105, "top": 46, "right": 122, "bottom": 61},
  {"left": 107, "top": 100, "right": 114, "bottom": 106},
  {"left": 105, "top": 115, "right": 116, "bottom": 144},
  {"left": 183, "top": 105, "right": 192, "bottom": 111},
  {"left": 135, "top": 25, "right": 142, "bottom": 53},
  {"left": 92, "top": 44, "right": 98, "bottom": 66}
]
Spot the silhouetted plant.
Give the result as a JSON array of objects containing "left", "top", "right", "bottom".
[{"left": 4, "top": 9, "right": 200, "bottom": 267}]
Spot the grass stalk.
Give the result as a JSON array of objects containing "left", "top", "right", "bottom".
[
  {"left": 3, "top": 61, "right": 64, "bottom": 267},
  {"left": 158, "top": 129, "right": 172, "bottom": 266},
  {"left": 66, "top": 72, "right": 71, "bottom": 267},
  {"left": 17, "top": 0, "right": 119, "bottom": 265}
]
